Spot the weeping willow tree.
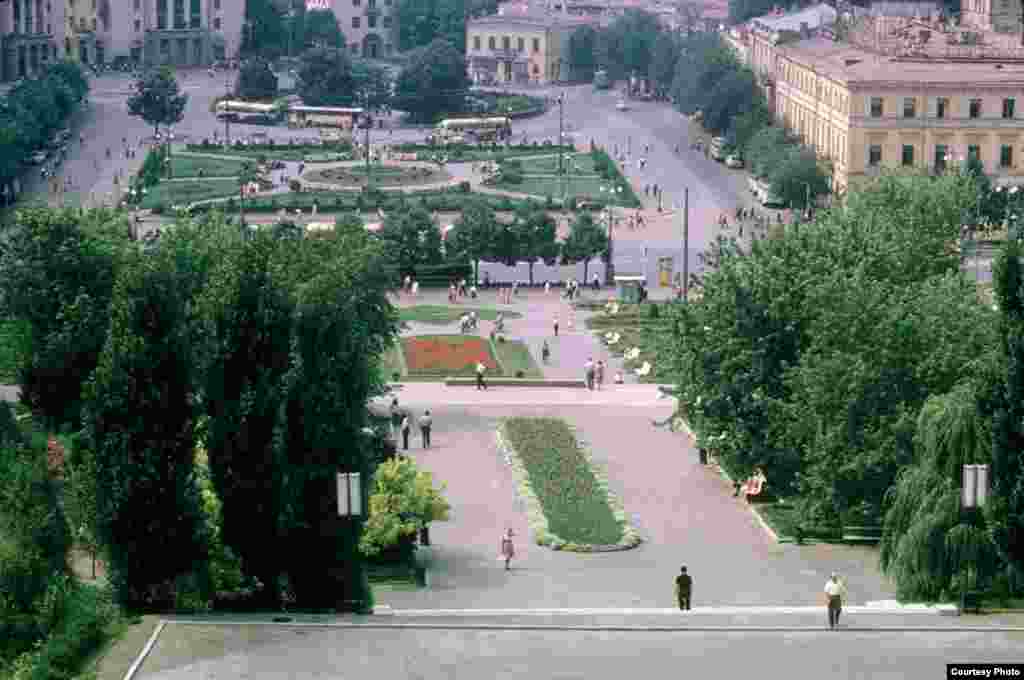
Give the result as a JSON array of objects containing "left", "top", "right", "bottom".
[{"left": 881, "top": 381, "right": 1001, "bottom": 600}]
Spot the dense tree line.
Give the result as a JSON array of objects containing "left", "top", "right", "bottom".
[{"left": 0, "top": 62, "right": 89, "bottom": 201}]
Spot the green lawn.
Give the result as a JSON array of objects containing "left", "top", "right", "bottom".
[
  {"left": 141, "top": 178, "right": 240, "bottom": 209},
  {"left": 398, "top": 306, "right": 521, "bottom": 325},
  {"left": 0, "top": 318, "right": 30, "bottom": 383},
  {"left": 492, "top": 175, "right": 639, "bottom": 207},
  {"left": 183, "top": 144, "right": 352, "bottom": 162},
  {"left": 585, "top": 304, "right": 671, "bottom": 382},
  {"left": 492, "top": 337, "right": 543, "bottom": 378},
  {"left": 518, "top": 153, "right": 599, "bottom": 175},
  {"left": 170, "top": 154, "right": 250, "bottom": 178},
  {"left": 502, "top": 417, "right": 623, "bottom": 546}
]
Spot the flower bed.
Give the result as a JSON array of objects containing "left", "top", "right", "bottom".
[
  {"left": 402, "top": 335, "right": 498, "bottom": 376},
  {"left": 496, "top": 417, "right": 642, "bottom": 552}
]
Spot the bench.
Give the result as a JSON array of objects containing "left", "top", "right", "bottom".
[
  {"left": 842, "top": 524, "right": 883, "bottom": 544},
  {"left": 444, "top": 377, "right": 587, "bottom": 388}
]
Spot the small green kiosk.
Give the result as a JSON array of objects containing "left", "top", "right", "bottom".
[{"left": 614, "top": 274, "right": 646, "bottom": 304}]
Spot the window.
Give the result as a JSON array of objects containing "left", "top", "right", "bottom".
[
  {"left": 532, "top": 37, "right": 540, "bottom": 52},
  {"left": 352, "top": 16, "right": 359, "bottom": 27},
  {"left": 473, "top": 36, "right": 480, "bottom": 50},
  {"left": 133, "top": 0, "right": 139, "bottom": 10},
  {"left": 488, "top": 36, "right": 495, "bottom": 49},
  {"left": 532, "top": 63, "right": 539, "bottom": 75},
  {"left": 1004, "top": 98, "right": 1016, "bottom": 119},
  {"left": 969, "top": 98, "right": 982, "bottom": 118},
  {"left": 174, "top": 0, "right": 184, "bottom": 28},
  {"left": 213, "top": 0, "right": 219, "bottom": 8},
  {"left": 134, "top": 18, "right": 140, "bottom": 31},
  {"left": 502, "top": 36, "right": 510, "bottom": 50},
  {"left": 368, "top": 13, "right": 375, "bottom": 27},
  {"left": 368, "top": 0, "right": 376, "bottom": 7},
  {"left": 160, "top": 38, "right": 170, "bottom": 54},
  {"left": 1001, "top": 145, "right": 1014, "bottom": 168},
  {"left": 903, "top": 97, "right": 916, "bottom": 118},
  {"left": 868, "top": 144, "right": 882, "bottom": 167},
  {"left": 194, "top": 38, "right": 202, "bottom": 62},
  {"left": 382, "top": 15, "right": 391, "bottom": 27},
  {"left": 870, "top": 97, "right": 883, "bottom": 117},
  {"left": 936, "top": 97, "right": 948, "bottom": 119},
  {"left": 517, "top": 37, "right": 524, "bottom": 51},
  {"left": 212, "top": 16, "right": 220, "bottom": 29},
  {"left": 385, "top": 0, "right": 392, "bottom": 5},
  {"left": 935, "top": 144, "right": 948, "bottom": 171},
  {"left": 968, "top": 144, "right": 981, "bottom": 164},
  {"left": 350, "top": 43, "right": 358, "bottom": 53},
  {"left": 902, "top": 144, "right": 914, "bottom": 166},
  {"left": 190, "top": 0, "right": 200, "bottom": 28},
  {"left": 385, "top": 43, "right": 392, "bottom": 54},
  {"left": 353, "top": 0, "right": 360, "bottom": 5}
]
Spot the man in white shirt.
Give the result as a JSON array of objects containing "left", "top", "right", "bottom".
[{"left": 824, "top": 573, "right": 846, "bottom": 629}]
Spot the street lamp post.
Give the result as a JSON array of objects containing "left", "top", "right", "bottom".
[
  {"left": 363, "top": 99, "right": 372, "bottom": 193},
  {"left": 600, "top": 184, "right": 623, "bottom": 285},
  {"left": 224, "top": 75, "right": 231, "bottom": 144},
  {"left": 960, "top": 464, "right": 990, "bottom": 612}
]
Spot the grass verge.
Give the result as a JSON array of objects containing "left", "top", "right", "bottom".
[
  {"left": 491, "top": 175, "right": 637, "bottom": 207},
  {"left": 501, "top": 417, "right": 623, "bottom": 546},
  {"left": 171, "top": 153, "right": 251, "bottom": 178},
  {"left": 141, "top": 178, "right": 239, "bottom": 209},
  {"left": 0, "top": 318, "right": 30, "bottom": 384},
  {"left": 585, "top": 303, "right": 670, "bottom": 383},
  {"left": 398, "top": 306, "right": 521, "bottom": 325},
  {"left": 492, "top": 338, "right": 543, "bottom": 378}
]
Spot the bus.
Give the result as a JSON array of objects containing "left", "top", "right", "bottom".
[
  {"left": 287, "top": 105, "right": 364, "bottom": 130},
  {"left": 433, "top": 117, "right": 512, "bottom": 144},
  {"left": 593, "top": 69, "right": 611, "bottom": 90},
  {"left": 215, "top": 100, "right": 284, "bottom": 124}
]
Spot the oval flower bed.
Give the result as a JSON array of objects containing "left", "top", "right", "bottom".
[
  {"left": 496, "top": 417, "right": 642, "bottom": 552},
  {"left": 402, "top": 335, "right": 499, "bottom": 377}
]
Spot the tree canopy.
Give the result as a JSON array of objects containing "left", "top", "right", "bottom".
[
  {"left": 393, "top": 39, "right": 469, "bottom": 121},
  {"left": 127, "top": 67, "right": 188, "bottom": 136},
  {"left": 304, "top": 8, "right": 345, "bottom": 48},
  {"left": 236, "top": 58, "right": 279, "bottom": 100},
  {"left": 297, "top": 48, "right": 355, "bottom": 107}
]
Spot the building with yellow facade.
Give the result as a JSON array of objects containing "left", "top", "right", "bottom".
[
  {"left": 466, "top": 3, "right": 593, "bottom": 85},
  {"left": 726, "top": 5, "right": 1024, "bottom": 191}
]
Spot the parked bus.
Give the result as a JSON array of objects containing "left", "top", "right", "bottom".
[
  {"left": 287, "top": 105, "right": 364, "bottom": 130},
  {"left": 432, "top": 116, "right": 512, "bottom": 144},
  {"left": 215, "top": 100, "right": 284, "bottom": 124},
  {"left": 593, "top": 69, "right": 611, "bottom": 90}
]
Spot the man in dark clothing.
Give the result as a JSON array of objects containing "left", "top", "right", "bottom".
[
  {"left": 419, "top": 409, "right": 433, "bottom": 448},
  {"left": 676, "top": 566, "right": 692, "bottom": 611}
]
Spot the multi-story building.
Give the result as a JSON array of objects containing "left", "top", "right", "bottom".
[
  {"left": 307, "top": 0, "right": 398, "bottom": 59},
  {"left": 725, "top": 4, "right": 1024, "bottom": 191},
  {"left": 466, "top": 2, "right": 592, "bottom": 84},
  {"left": 0, "top": 0, "right": 67, "bottom": 80}
]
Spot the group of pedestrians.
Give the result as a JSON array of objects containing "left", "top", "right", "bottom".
[
  {"left": 402, "top": 275, "right": 420, "bottom": 297},
  {"left": 583, "top": 357, "right": 606, "bottom": 390},
  {"left": 390, "top": 397, "right": 433, "bottom": 450}
]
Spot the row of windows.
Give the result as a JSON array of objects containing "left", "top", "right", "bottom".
[
  {"left": 351, "top": 15, "right": 391, "bottom": 28},
  {"left": 133, "top": 0, "right": 220, "bottom": 8},
  {"left": 867, "top": 143, "right": 1015, "bottom": 169},
  {"left": 352, "top": 0, "right": 391, "bottom": 7},
  {"left": 471, "top": 35, "right": 542, "bottom": 53},
  {"left": 779, "top": 59, "right": 848, "bottom": 113},
  {"left": 868, "top": 96, "right": 1016, "bottom": 120}
]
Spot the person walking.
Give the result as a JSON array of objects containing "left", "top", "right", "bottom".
[
  {"left": 475, "top": 361, "right": 488, "bottom": 390},
  {"left": 500, "top": 528, "right": 515, "bottom": 571},
  {"left": 553, "top": 315, "right": 560, "bottom": 337},
  {"left": 596, "top": 360, "right": 605, "bottom": 390},
  {"left": 541, "top": 340, "right": 551, "bottom": 363},
  {"left": 544, "top": 281, "right": 551, "bottom": 296},
  {"left": 675, "top": 566, "right": 693, "bottom": 610},
  {"left": 418, "top": 409, "right": 433, "bottom": 449},
  {"left": 389, "top": 397, "right": 403, "bottom": 438},
  {"left": 824, "top": 573, "right": 846, "bottom": 629},
  {"left": 400, "top": 414, "right": 411, "bottom": 451},
  {"left": 584, "top": 357, "right": 595, "bottom": 390}
]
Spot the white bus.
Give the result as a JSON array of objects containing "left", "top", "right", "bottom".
[
  {"left": 433, "top": 116, "right": 512, "bottom": 144},
  {"left": 287, "top": 105, "right": 364, "bottom": 130},
  {"left": 215, "top": 100, "right": 284, "bottom": 124}
]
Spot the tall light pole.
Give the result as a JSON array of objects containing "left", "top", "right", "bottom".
[
  {"left": 224, "top": 74, "right": 231, "bottom": 144},
  {"left": 363, "top": 96, "right": 372, "bottom": 192},
  {"left": 682, "top": 186, "right": 690, "bottom": 303}
]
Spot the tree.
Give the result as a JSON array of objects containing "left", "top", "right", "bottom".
[
  {"left": 729, "top": 0, "right": 776, "bottom": 24},
  {"left": 351, "top": 59, "right": 392, "bottom": 110},
  {"left": 568, "top": 25, "right": 598, "bottom": 82},
  {"left": 490, "top": 217, "right": 526, "bottom": 268},
  {"left": 598, "top": 9, "right": 663, "bottom": 81},
  {"left": 236, "top": 58, "right": 279, "bottom": 100},
  {"left": 516, "top": 207, "right": 559, "bottom": 285},
  {"left": 393, "top": 39, "right": 469, "bottom": 122},
  {"left": 562, "top": 212, "right": 608, "bottom": 283},
  {"left": 359, "top": 456, "right": 450, "bottom": 561},
  {"left": 701, "top": 68, "right": 758, "bottom": 135},
  {"left": 80, "top": 230, "right": 213, "bottom": 609},
  {"left": 127, "top": 67, "right": 188, "bottom": 137},
  {"left": 744, "top": 125, "right": 789, "bottom": 180},
  {"left": 375, "top": 206, "right": 443, "bottom": 278},
  {"left": 648, "top": 31, "right": 680, "bottom": 96},
  {"left": 768, "top": 146, "right": 831, "bottom": 211},
  {"left": 396, "top": 0, "right": 469, "bottom": 52},
  {"left": 243, "top": 0, "right": 288, "bottom": 58},
  {"left": 0, "top": 208, "right": 130, "bottom": 430},
  {"left": 297, "top": 48, "right": 355, "bottom": 107},
  {"left": 199, "top": 228, "right": 295, "bottom": 608},
  {"left": 304, "top": 8, "right": 344, "bottom": 48},
  {"left": 447, "top": 199, "right": 497, "bottom": 284}
]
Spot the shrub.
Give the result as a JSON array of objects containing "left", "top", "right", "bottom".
[
  {"left": 501, "top": 169, "right": 523, "bottom": 185},
  {"left": 648, "top": 303, "right": 660, "bottom": 319},
  {"left": 359, "top": 457, "right": 450, "bottom": 560},
  {"left": 458, "top": 181, "right": 470, "bottom": 193}
]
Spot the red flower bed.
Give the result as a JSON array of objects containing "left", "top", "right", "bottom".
[{"left": 403, "top": 335, "right": 499, "bottom": 375}]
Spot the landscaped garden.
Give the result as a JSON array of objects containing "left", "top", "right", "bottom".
[
  {"left": 0, "top": 317, "right": 30, "bottom": 383},
  {"left": 140, "top": 178, "right": 240, "bottom": 210},
  {"left": 383, "top": 334, "right": 541, "bottom": 381},
  {"left": 488, "top": 149, "right": 640, "bottom": 208},
  {"left": 398, "top": 306, "right": 520, "bottom": 325},
  {"left": 499, "top": 417, "right": 639, "bottom": 550},
  {"left": 585, "top": 301, "right": 668, "bottom": 382},
  {"left": 170, "top": 153, "right": 252, "bottom": 179},
  {"left": 184, "top": 141, "right": 355, "bottom": 163},
  {"left": 304, "top": 163, "right": 449, "bottom": 187},
  {"left": 388, "top": 142, "right": 576, "bottom": 164}
]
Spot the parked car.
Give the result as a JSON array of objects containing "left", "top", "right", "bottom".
[{"left": 725, "top": 155, "right": 744, "bottom": 168}]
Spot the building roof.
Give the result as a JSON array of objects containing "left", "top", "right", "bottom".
[
  {"left": 750, "top": 3, "right": 837, "bottom": 33},
  {"left": 470, "top": 2, "right": 594, "bottom": 27},
  {"left": 778, "top": 36, "right": 1024, "bottom": 85}
]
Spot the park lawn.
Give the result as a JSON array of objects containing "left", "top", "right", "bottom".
[
  {"left": 492, "top": 175, "right": 639, "bottom": 207},
  {"left": 492, "top": 338, "right": 543, "bottom": 378},
  {"left": 0, "top": 318, "right": 30, "bottom": 384},
  {"left": 170, "top": 154, "right": 251, "bottom": 178},
  {"left": 398, "top": 305, "right": 521, "bottom": 325},
  {"left": 141, "top": 178, "right": 239, "bottom": 209},
  {"left": 586, "top": 304, "right": 670, "bottom": 383},
  {"left": 519, "top": 153, "right": 599, "bottom": 175},
  {"left": 502, "top": 417, "right": 623, "bottom": 546}
]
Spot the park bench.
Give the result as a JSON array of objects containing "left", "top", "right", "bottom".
[{"left": 842, "top": 524, "right": 883, "bottom": 544}]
